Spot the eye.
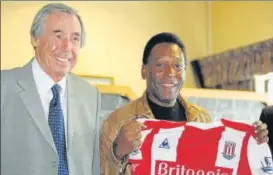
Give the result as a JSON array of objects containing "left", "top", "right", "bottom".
[
  {"left": 56, "top": 34, "right": 62, "bottom": 39},
  {"left": 156, "top": 63, "right": 163, "bottom": 67},
  {"left": 73, "top": 37, "right": 80, "bottom": 42},
  {"left": 175, "top": 64, "right": 183, "bottom": 69}
]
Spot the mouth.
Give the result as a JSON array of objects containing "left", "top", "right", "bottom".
[
  {"left": 56, "top": 57, "right": 71, "bottom": 63},
  {"left": 160, "top": 84, "right": 176, "bottom": 88}
]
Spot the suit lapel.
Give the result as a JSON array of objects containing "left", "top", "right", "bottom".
[{"left": 17, "top": 62, "right": 57, "bottom": 153}]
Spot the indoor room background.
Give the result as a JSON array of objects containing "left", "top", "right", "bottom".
[{"left": 1, "top": 1, "right": 273, "bottom": 97}]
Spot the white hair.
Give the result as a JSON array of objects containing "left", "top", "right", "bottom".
[{"left": 30, "top": 3, "right": 85, "bottom": 47}]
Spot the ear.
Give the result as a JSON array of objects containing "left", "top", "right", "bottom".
[
  {"left": 31, "top": 36, "right": 39, "bottom": 49},
  {"left": 181, "top": 67, "right": 186, "bottom": 82},
  {"left": 141, "top": 64, "right": 147, "bottom": 80}
]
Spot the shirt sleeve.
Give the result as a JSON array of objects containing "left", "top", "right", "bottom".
[{"left": 247, "top": 136, "right": 273, "bottom": 175}]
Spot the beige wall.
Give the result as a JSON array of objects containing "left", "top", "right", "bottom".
[
  {"left": 211, "top": 1, "right": 273, "bottom": 54},
  {"left": 2, "top": 2, "right": 273, "bottom": 96},
  {"left": 1, "top": 1, "right": 209, "bottom": 96}
]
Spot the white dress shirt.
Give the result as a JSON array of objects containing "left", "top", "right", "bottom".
[{"left": 32, "top": 58, "right": 68, "bottom": 145}]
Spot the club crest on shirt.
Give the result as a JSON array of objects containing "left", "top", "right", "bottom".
[
  {"left": 159, "top": 138, "right": 170, "bottom": 149},
  {"left": 222, "top": 141, "right": 236, "bottom": 160},
  {"left": 261, "top": 156, "right": 273, "bottom": 174}
]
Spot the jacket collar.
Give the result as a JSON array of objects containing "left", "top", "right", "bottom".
[{"left": 135, "top": 90, "right": 195, "bottom": 121}]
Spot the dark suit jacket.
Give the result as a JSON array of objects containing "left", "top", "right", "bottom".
[{"left": 260, "top": 106, "right": 273, "bottom": 155}]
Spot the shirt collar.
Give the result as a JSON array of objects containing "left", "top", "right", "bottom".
[{"left": 32, "top": 58, "right": 67, "bottom": 97}]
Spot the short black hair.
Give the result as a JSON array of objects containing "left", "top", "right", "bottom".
[{"left": 142, "top": 32, "right": 187, "bottom": 65}]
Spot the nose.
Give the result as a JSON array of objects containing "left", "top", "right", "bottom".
[
  {"left": 61, "top": 38, "right": 72, "bottom": 51},
  {"left": 163, "top": 64, "right": 175, "bottom": 76}
]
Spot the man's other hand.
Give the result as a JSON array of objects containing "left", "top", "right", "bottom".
[{"left": 253, "top": 120, "right": 269, "bottom": 144}]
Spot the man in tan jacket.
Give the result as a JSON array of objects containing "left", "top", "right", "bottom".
[{"left": 100, "top": 32, "right": 269, "bottom": 175}]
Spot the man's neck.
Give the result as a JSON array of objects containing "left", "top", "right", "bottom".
[{"left": 147, "top": 93, "right": 176, "bottom": 108}]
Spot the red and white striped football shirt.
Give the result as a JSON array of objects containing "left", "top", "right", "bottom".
[{"left": 128, "top": 119, "right": 273, "bottom": 175}]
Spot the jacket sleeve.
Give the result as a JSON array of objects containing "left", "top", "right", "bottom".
[
  {"left": 100, "top": 112, "right": 129, "bottom": 175},
  {"left": 259, "top": 108, "right": 267, "bottom": 124}
]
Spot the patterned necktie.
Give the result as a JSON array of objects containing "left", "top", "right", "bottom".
[{"left": 48, "top": 84, "right": 69, "bottom": 175}]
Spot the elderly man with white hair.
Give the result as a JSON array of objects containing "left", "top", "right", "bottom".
[{"left": 1, "top": 3, "right": 101, "bottom": 175}]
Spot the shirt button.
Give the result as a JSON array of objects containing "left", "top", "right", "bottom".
[{"left": 52, "top": 161, "right": 57, "bottom": 167}]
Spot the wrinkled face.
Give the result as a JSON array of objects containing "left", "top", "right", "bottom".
[
  {"left": 142, "top": 43, "right": 186, "bottom": 106},
  {"left": 31, "top": 12, "right": 81, "bottom": 82}
]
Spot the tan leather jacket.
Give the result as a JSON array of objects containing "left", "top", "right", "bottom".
[{"left": 100, "top": 92, "right": 212, "bottom": 175}]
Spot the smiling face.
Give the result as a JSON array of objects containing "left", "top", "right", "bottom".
[
  {"left": 31, "top": 12, "right": 81, "bottom": 82},
  {"left": 142, "top": 43, "right": 186, "bottom": 107}
]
